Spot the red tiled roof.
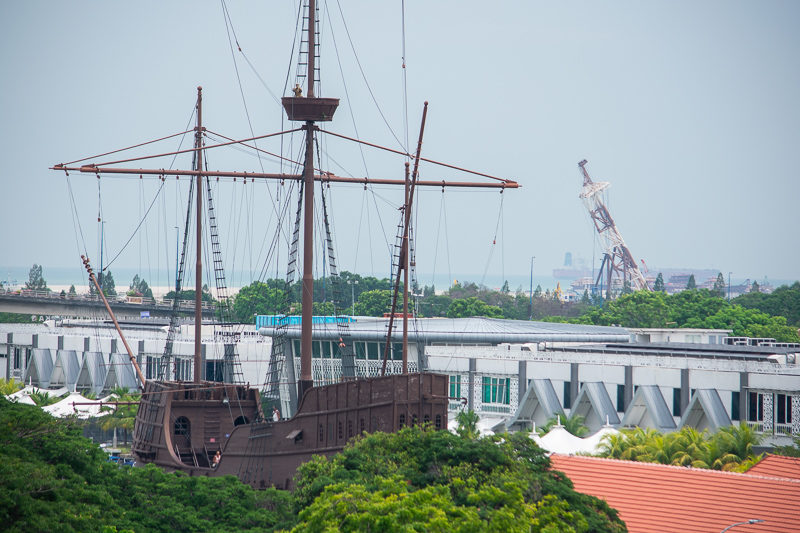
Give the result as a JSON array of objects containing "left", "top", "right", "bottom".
[
  {"left": 550, "top": 454, "right": 800, "bottom": 533},
  {"left": 746, "top": 454, "right": 800, "bottom": 480}
]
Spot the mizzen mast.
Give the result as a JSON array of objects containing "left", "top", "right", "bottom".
[{"left": 194, "top": 87, "right": 204, "bottom": 383}]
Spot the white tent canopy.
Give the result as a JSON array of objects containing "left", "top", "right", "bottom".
[
  {"left": 42, "top": 391, "right": 112, "bottom": 419},
  {"left": 534, "top": 423, "right": 620, "bottom": 455}
]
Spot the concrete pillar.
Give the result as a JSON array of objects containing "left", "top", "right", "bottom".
[
  {"left": 468, "top": 358, "right": 477, "bottom": 411},
  {"left": 624, "top": 365, "right": 633, "bottom": 411},
  {"left": 739, "top": 372, "right": 748, "bottom": 421},
  {"left": 680, "top": 368, "right": 690, "bottom": 414},
  {"left": 518, "top": 360, "right": 527, "bottom": 403},
  {"left": 4, "top": 333, "right": 11, "bottom": 379},
  {"left": 570, "top": 363, "right": 579, "bottom": 408}
]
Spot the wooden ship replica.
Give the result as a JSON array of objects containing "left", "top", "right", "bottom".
[{"left": 54, "top": 0, "right": 518, "bottom": 489}]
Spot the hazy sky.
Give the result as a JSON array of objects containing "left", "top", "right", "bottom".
[{"left": 1, "top": 1, "right": 798, "bottom": 291}]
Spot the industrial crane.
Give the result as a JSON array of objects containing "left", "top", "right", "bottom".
[{"left": 578, "top": 159, "right": 649, "bottom": 297}]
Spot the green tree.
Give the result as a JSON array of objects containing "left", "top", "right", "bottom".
[
  {"left": 538, "top": 414, "right": 588, "bottom": 437},
  {"left": 653, "top": 272, "right": 665, "bottom": 292},
  {"left": 354, "top": 289, "right": 393, "bottom": 317},
  {"left": 98, "top": 388, "right": 141, "bottom": 437},
  {"left": 68, "top": 284, "right": 77, "bottom": 296},
  {"left": 621, "top": 280, "right": 632, "bottom": 295},
  {"left": 232, "top": 281, "right": 287, "bottom": 322},
  {"left": 91, "top": 270, "right": 117, "bottom": 297},
  {"left": 733, "top": 281, "right": 800, "bottom": 326},
  {"left": 0, "top": 397, "right": 295, "bottom": 532},
  {"left": 596, "top": 424, "right": 762, "bottom": 472},
  {"left": 292, "top": 426, "right": 625, "bottom": 532},
  {"left": 447, "top": 297, "right": 503, "bottom": 318},
  {"left": 712, "top": 272, "right": 726, "bottom": 297},
  {"left": 25, "top": 264, "right": 48, "bottom": 291},
  {"left": 751, "top": 281, "right": 761, "bottom": 293},
  {"left": 455, "top": 409, "right": 480, "bottom": 439},
  {"left": 685, "top": 274, "right": 696, "bottom": 290},
  {"left": 0, "top": 378, "right": 23, "bottom": 395},
  {"left": 29, "top": 390, "right": 64, "bottom": 406},
  {"left": 127, "top": 274, "right": 153, "bottom": 298},
  {"left": 418, "top": 294, "right": 452, "bottom": 317}
]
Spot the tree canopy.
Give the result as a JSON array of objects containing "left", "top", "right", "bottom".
[
  {"left": 127, "top": 275, "right": 153, "bottom": 298},
  {"left": 563, "top": 288, "right": 799, "bottom": 342},
  {"left": 597, "top": 423, "right": 763, "bottom": 472},
  {"left": 0, "top": 397, "right": 293, "bottom": 533},
  {"left": 25, "top": 264, "right": 48, "bottom": 291},
  {"left": 732, "top": 281, "right": 800, "bottom": 327},
  {"left": 291, "top": 426, "right": 626, "bottom": 532}
]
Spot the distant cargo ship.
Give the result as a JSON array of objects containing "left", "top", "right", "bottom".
[{"left": 553, "top": 267, "right": 593, "bottom": 279}]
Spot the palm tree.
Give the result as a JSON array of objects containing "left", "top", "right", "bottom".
[
  {"left": 29, "top": 390, "right": 62, "bottom": 407},
  {"left": 0, "top": 378, "right": 23, "bottom": 395},
  {"left": 597, "top": 431, "right": 631, "bottom": 459},
  {"left": 715, "top": 422, "right": 763, "bottom": 462},
  {"left": 455, "top": 409, "right": 480, "bottom": 439},
  {"left": 538, "top": 414, "right": 589, "bottom": 437},
  {"left": 99, "top": 387, "right": 141, "bottom": 442},
  {"left": 694, "top": 437, "right": 740, "bottom": 470}
]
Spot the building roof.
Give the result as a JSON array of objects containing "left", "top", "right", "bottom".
[
  {"left": 571, "top": 382, "right": 620, "bottom": 430},
  {"left": 620, "top": 385, "right": 676, "bottom": 432},
  {"left": 103, "top": 353, "right": 139, "bottom": 392},
  {"left": 49, "top": 349, "right": 81, "bottom": 389},
  {"left": 746, "top": 454, "right": 800, "bottom": 480},
  {"left": 498, "top": 378, "right": 564, "bottom": 432},
  {"left": 550, "top": 454, "right": 800, "bottom": 533},
  {"left": 680, "top": 389, "right": 731, "bottom": 432},
  {"left": 23, "top": 348, "right": 55, "bottom": 388},
  {"left": 258, "top": 316, "right": 630, "bottom": 344},
  {"left": 76, "top": 351, "right": 108, "bottom": 396},
  {"left": 553, "top": 342, "right": 800, "bottom": 361}
]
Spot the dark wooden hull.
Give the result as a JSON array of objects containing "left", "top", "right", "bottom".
[{"left": 132, "top": 373, "right": 449, "bottom": 489}]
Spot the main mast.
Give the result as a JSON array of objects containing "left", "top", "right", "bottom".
[{"left": 281, "top": 0, "right": 340, "bottom": 399}]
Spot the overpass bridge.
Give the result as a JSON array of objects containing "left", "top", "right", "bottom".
[{"left": 0, "top": 290, "right": 215, "bottom": 320}]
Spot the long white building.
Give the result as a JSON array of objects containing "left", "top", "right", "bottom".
[{"left": 3, "top": 317, "right": 798, "bottom": 446}]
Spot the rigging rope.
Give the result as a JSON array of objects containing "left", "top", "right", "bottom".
[
  {"left": 219, "top": 0, "right": 266, "bottom": 175},
  {"left": 220, "top": 0, "right": 282, "bottom": 106},
  {"left": 97, "top": 104, "right": 197, "bottom": 271},
  {"left": 480, "top": 190, "right": 504, "bottom": 287},
  {"left": 427, "top": 188, "right": 453, "bottom": 291},
  {"left": 333, "top": 0, "right": 406, "bottom": 152},
  {"left": 60, "top": 130, "right": 194, "bottom": 167}
]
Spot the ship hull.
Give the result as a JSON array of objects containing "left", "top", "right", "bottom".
[{"left": 132, "top": 372, "right": 449, "bottom": 489}]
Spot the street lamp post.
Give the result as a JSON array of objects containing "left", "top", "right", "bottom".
[
  {"left": 529, "top": 256, "right": 535, "bottom": 320},
  {"left": 349, "top": 279, "right": 358, "bottom": 316},
  {"left": 720, "top": 519, "right": 764, "bottom": 532}
]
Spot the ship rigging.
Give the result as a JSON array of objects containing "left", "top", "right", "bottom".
[{"left": 52, "top": 0, "right": 519, "bottom": 488}]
